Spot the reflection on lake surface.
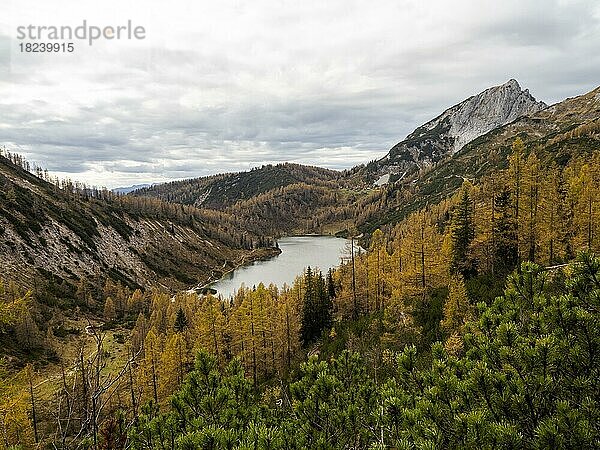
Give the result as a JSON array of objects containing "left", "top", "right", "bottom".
[{"left": 209, "top": 236, "right": 351, "bottom": 299}]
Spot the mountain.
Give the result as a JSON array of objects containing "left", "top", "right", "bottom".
[
  {"left": 0, "top": 154, "right": 276, "bottom": 294},
  {"left": 3, "top": 81, "right": 599, "bottom": 449},
  {"left": 134, "top": 163, "right": 343, "bottom": 210},
  {"left": 366, "top": 79, "right": 547, "bottom": 184},
  {"left": 359, "top": 83, "right": 600, "bottom": 232},
  {"left": 129, "top": 81, "right": 597, "bottom": 240},
  {"left": 132, "top": 163, "right": 360, "bottom": 235},
  {"left": 112, "top": 183, "right": 155, "bottom": 194}
]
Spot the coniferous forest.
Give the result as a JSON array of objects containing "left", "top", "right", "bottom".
[{"left": 1, "top": 57, "right": 600, "bottom": 450}]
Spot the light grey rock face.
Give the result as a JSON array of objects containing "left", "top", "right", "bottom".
[
  {"left": 446, "top": 79, "right": 546, "bottom": 151},
  {"left": 375, "top": 79, "right": 547, "bottom": 181}
]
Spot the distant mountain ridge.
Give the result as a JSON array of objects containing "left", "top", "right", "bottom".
[
  {"left": 128, "top": 80, "right": 599, "bottom": 241},
  {"left": 112, "top": 183, "right": 156, "bottom": 194},
  {"left": 134, "top": 163, "right": 343, "bottom": 210},
  {"left": 131, "top": 163, "right": 357, "bottom": 236},
  {"left": 367, "top": 79, "right": 547, "bottom": 183}
]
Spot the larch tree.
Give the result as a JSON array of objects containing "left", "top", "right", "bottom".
[
  {"left": 103, "top": 297, "right": 116, "bottom": 321},
  {"left": 272, "top": 289, "right": 301, "bottom": 375},
  {"left": 0, "top": 367, "right": 35, "bottom": 449},
  {"left": 440, "top": 274, "right": 473, "bottom": 355},
  {"left": 398, "top": 211, "right": 446, "bottom": 299},
  {"left": 380, "top": 287, "right": 421, "bottom": 350},
  {"left": 521, "top": 151, "right": 541, "bottom": 262},
  {"left": 571, "top": 162, "right": 599, "bottom": 252},
  {"left": 508, "top": 137, "right": 525, "bottom": 266},
  {"left": 140, "top": 328, "right": 162, "bottom": 405},
  {"left": 159, "top": 333, "right": 188, "bottom": 400},
  {"left": 539, "top": 167, "right": 564, "bottom": 264},
  {"left": 369, "top": 229, "right": 386, "bottom": 310},
  {"left": 193, "top": 295, "right": 226, "bottom": 364}
]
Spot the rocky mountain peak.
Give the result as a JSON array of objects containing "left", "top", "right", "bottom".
[{"left": 371, "top": 79, "right": 547, "bottom": 184}]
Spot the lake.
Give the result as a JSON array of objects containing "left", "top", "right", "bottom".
[{"left": 209, "top": 235, "right": 351, "bottom": 298}]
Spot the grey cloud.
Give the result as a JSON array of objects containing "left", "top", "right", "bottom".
[{"left": 1, "top": 0, "right": 599, "bottom": 187}]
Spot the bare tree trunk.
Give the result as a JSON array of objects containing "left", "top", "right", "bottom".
[
  {"left": 285, "top": 306, "right": 292, "bottom": 373},
  {"left": 27, "top": 365, "right": 38, "bottom": 443},
  {"left": 351, "top": 236, "right": 357, "bottom": 319},
  {"left": 128, "top": 350, "right": 137, "bottom": 420},
  {"left": 79, "top": 347, "right": 88, "bottom": 433}
]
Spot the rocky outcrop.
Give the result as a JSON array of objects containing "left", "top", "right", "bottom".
[{"left": 373, "top": 79, "right": 547, "bottom": 181}]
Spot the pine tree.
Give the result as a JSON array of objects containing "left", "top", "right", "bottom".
[
  {"left": 299, "top": 268, "right": 332, "bottom": 347},
  {"left": 300, "top": 267, "right": 317, "bottom": 346},
  {"left": 130, "top": 351, "right": 272, "bottom": 449},
  {"left": 449, "top": 184, "right": 475, "bottom": 277},
  {"left": 326, "top": 268, "right": 336, "bottom": 300},
  {"left": 173, "top": 307, "right": 188, "bottom": 333},
  {"left": 315, "top": 270, "right": 332, "bottom": 337},
  {"left": 492, "top": 186, "right": 518, "bottom": 275}
]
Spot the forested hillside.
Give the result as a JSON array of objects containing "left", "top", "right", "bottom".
[
  {"left": 129, "top": 254, "right": 600, "bottom": 449},
  {"left": 133, "top": 163, "right": 364, "bottom": 236},
  {"left": 134, "top": 162, "right": 348, "bottom": 208},
  {"left": 0, "top": 150, "right": 278, "bottom": 293},
  {"left": 0, "top": 150, "right": 279, "bottom": 383}
]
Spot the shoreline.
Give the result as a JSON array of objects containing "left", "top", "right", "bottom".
[
  {"left": 187, "top": 234, "right": 350, "bottom": 296},
  {"left": 189, "top": 246, "right": 282, "bottom": 294}
]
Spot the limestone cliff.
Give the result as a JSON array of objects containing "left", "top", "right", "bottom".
[{"left": 373, "top": 79, "right": 547, "bottom": 183}]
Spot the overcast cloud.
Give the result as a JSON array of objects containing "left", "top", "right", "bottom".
[{"left": 0, "top": 0, "right": 599, "bottom": 188}]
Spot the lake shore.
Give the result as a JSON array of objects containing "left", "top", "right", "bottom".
[
  {"left": 206, "top": 236, "right": 350, "bottom": 299},
  {"left": 190, "top": 246, "right": 282, "bottom": 294}
]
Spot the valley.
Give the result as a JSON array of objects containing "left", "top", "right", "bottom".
[{"left": 1, "top": 79, "right": 600, "bottom": 449}]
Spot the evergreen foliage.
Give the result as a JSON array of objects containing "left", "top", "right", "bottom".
[
  {"left": 449, "top": 184, "right": 475, "bottom": 277},
  {"left": 129, "top": 254, "right": 600, "bottom": 449},
  {"left": 173, "top": 307, "right": 188, "bottom": 333},
  {"left": 300, "top": 267, "right": 332, "bottom": 346}
]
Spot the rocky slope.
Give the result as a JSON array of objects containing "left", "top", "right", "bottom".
[
  {"left": 368, "top": 79, "right": 547, "bottom": 183},
  {"left": 359, "top": 83, "right": 600, "bottom": 232},
  {"left": 0, "top": 155, "right": 274, "bottom": 293}
]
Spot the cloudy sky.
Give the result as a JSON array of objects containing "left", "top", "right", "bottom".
[{"left": 1, "top": 0, "right": 599, "bottom": 188}]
